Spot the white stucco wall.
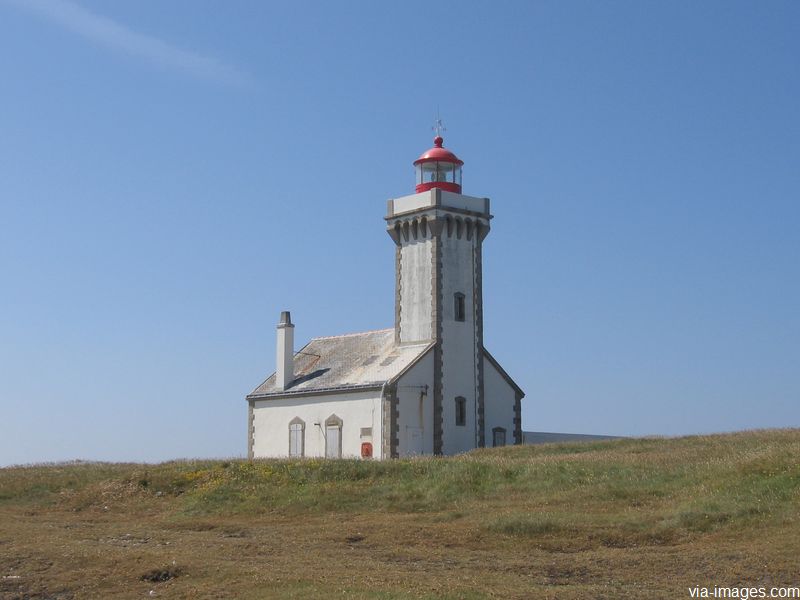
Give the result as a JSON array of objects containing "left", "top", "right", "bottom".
[
  {"left": 395, "top": 349, "right": 434, "bottom": 457},
  {"left": 439, "top": 190, "right": 489, "bottom": 214},
  {"left": 251, "top": 389, "right": 383, "bottom": 459},
  {"left": 399, "top": 238, "right": 433, "bottom": 343},
  {"left": 483, "top": 356, "right": 517, "bottom": 447},
  {"left": 440, "top": 231, "right": 480, "bottom": 455},
  {"left": 390, "top": 191, "right": 435, "bottom": 215},
  {"left": 389, "top": 190, "right": 489, "bottom": 216}
]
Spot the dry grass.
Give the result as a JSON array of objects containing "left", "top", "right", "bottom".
[{"left": 1, "top": 430, "right": 798, "bottom": 599}]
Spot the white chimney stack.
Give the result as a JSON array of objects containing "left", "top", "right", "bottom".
[{"left": 275, "top": 311, "right": 294, "bottom": 390}]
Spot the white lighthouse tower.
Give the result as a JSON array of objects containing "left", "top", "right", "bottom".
[{"left": 386, "top": 134, "right": 494, "bottom": 454}]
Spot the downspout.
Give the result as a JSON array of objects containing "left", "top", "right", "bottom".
[
  {"left": 473, "top": 319, "right": 479, "bottom": 448},
  {"left": 380, "top": 380, "right": 389, "bottom": 459},
  {"left": 473, "top": 240, "right": 480, "bottom": 449}
]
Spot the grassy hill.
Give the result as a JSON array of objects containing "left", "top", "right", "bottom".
[{"left": 1, "top": 430, "right": 798, "bottom": 599}]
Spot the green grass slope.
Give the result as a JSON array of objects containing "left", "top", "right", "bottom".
[{"left": 1, "top": 430, "right": 798, "bottom": 599}]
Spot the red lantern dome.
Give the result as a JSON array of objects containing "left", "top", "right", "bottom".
[{"left": 413, "top": 136, "right": 463, "bottom": 194}]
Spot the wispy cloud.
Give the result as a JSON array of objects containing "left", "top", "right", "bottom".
[{"left": 5, "top": 0, "right": 252, "bottom": 85}]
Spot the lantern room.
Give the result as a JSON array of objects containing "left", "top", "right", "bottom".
[{"left": 414, "top": 136, "right": 464, "bottom": 193}]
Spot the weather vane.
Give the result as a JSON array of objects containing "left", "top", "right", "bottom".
[{"left": 432, "top": 109, "right": 446, "bottom": 137}]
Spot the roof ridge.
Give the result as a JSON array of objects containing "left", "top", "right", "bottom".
[{"left": 311, "top": 328, "right": 393, "bottom": 341}]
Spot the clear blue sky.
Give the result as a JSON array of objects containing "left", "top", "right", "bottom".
[{"left": 1, "top": 0, "right": 798, "bottom": 465}]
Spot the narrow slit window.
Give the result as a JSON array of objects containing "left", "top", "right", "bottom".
[
  {"left": 454, "top": 292, "right": 466, "bottom": 322},
  {"left": 455, "top": 396, "right": 466, "bottom": 426}
]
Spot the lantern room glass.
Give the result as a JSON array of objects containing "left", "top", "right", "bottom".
[{"left": 415, "top": 162, "right": 462, "bottom": 186}]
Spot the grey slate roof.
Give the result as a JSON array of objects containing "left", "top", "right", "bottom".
[{"left": 248, "top": 329, "right": 433, "bottom": 399}]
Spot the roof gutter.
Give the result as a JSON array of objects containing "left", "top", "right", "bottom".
[{"left": 246, "top": 382, "right": 384, "bottom": 401}]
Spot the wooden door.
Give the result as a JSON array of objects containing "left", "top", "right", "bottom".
[{"left": 406, "top": 426, "right": 423, "bottom": 456}]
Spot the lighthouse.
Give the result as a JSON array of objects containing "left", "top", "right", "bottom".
[
  {"left": 386, "top": 135, "right": 494, "bottom": 454},
  {"left": 247, "top": 133, "right": 523, "bottom": 459}
]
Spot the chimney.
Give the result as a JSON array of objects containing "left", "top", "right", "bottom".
[{"left": 275, "top": 311, "right": 294, "bottom": 390}]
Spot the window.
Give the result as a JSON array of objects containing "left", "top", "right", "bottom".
[
  {"left": 325, "top": 414, "right": 343, "bottom": 458},
  {"left": 289, "top": 417, "right": 305, "bottom": 457},
  {"left": 492, "top": 427, "right": 507, "bottom": 447},
  {"left": 454, "top": 292, "right": 465, "bottom": 322},
  {"left": 455, "top": 397, "right": 466, "bottom": 426}
]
